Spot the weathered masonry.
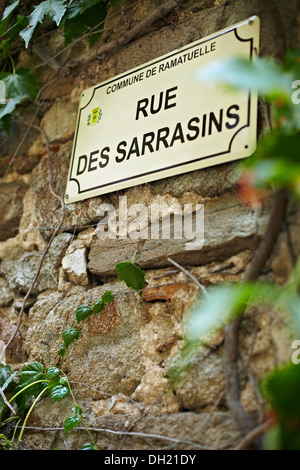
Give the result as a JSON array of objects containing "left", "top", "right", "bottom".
[{"left": 0, "top": 0, "right": 299, "bottom": 450}]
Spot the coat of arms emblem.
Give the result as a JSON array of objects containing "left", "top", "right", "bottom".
[{"left": 87, "top": 107, "right": 102, "bottom": 126}]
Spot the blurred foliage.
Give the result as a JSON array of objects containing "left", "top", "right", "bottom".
[
  {"left": 168, "top": 48, "right": 300, "bottom": 449},
  {"left": 0, "top": 0, "right": 119, "bottom": 131},
  {"left": 198, "top": 49, "right": 300, "bottom": 198}
]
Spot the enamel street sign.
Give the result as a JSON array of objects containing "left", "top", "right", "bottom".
[{"left": 65, "top": 16, "right": 260, "bottom": 203}]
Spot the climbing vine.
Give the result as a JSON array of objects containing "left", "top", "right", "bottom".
[
  {"left": 0, "top": 259, "right": 146, "bottom": 450},
  {"left": 0, "top": 0, "right": 119, "bottom": 131}
]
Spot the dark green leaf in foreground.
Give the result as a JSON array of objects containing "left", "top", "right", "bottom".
[
  {"left": 18, "top": 361, "right": 44, "bottom": 385},
  {"left": 63, "top": 0, "right": 106, "bottom": 46},
  {"left": 0, "top": 67, "right": 39, "bottom": 120},
  {"left": 20, "top": 0, "right": 67, "bottom": 47},
  {"left": 262, "top": 363, "right": 300, "bottom": 449},
  {"left": 0, "top": 364, "right": 13, "bottom": 388},
  {"left": 115, "top": 262, "right": 146, "bottom": 291},
  {"left": 14, "top": 362, "right": 48, "bottom": 417},
  {"left": 197, "top": 56, "right": 292, "bottom": 100}
]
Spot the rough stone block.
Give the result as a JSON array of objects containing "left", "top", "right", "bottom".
[
  {"left": 0, "top": 181, "right": 28, "bottom": 241},
  {"left": 88, "top": 193, "right": 272, "bottom": 277},
  {"left": 0, "top": 232, "right": 72, "bottom": 295}
]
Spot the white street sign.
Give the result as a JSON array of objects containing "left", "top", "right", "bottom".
[{"left": 65, "top": 16, "right": 260, "bottom": 203}]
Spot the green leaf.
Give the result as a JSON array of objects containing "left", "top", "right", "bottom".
[
  {"left": 18, "top": 362, "right": 44, "bottom": 385},
  {"left": 63, "top": 406, "right": 82, "bottom": 435},
  {"left": 59, "top": 376, "right": 67, "bottom": 386},
  {"left": 20, "top": 0, "right": 67, "bottom": 47},
  {"left": 1, "top": 1, "right": 20, "bottom": 22},
  {"left": 51, "top": 384, "right": 69, "bottom": 403},
  {"left": 62, "top": 327, "right": 79, "bottom": 348},
  {"left": 73, "top": 405, "right": 82, "bottom": 417},
  {"left": 75, "top": 305, "right": 92, "bottom": 323},
  {"left": 0, "top": 67, "right": 39, "bottom": 120},
  {"left": 14, "top": 362, "right": 48, "bottom": 417},
  {"left": 80, "top": 0, "right": 102, "bottom": 13},
  {"left": 0, "top": 1, "right": 20, "bottom": 36},
  {"left": 110, "top": 0, "right": 118, "bottom": 8},
  {"left": 64, "top": 414, "right": 80, "bottom": 435},
  {"left": 197, "top": 56, "right": 292, "bottom": 100},
  {"left": 102, "top": 291, "right": 114, "bottom": 303},
  {"left": 0, "top": 364, "right": 13, "bottom": 388},
  {"left": 0, "top": 15, "right": 26, "bottom": 60},
  {"left": 115, "top": 262, "right": 146, "bottom": 290},
  {"left": 262, "top": 363, "right": 300, "bottom": 449},
  {"left": 46, "top": 367, "right": 60, "bottom": 379},
  {"left": 245, "top": 132, "right": 300, "bottom": 196},
  {"left": 58, "top": 345, "right": 67, "bottom": 357},
  {"left": 93, "top": 299, "right": 104, "bottom": 315},
  {"left": 93, "top": 291, "right": 114, "bottom": 315},
  {"left": 1, "top": 114, "right": 12, "bottom": 134},
  {"left": 81, "top": 443, "right": 98, "bottom": 450},
  {"left": 167, "top": 282, "right": 280, "bottom": 385},
  {"left": 63, "top": 1, "right": 106, "bottom": 46}
]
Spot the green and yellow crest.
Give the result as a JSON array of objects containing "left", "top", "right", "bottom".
[{"left": 87, "top": 107, "right": 102, "bottom": 126}]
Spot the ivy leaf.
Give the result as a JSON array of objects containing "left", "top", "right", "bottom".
[
  {"left": 0, "top": 67, "right": 39, "bottom": 120},
  {"left": 15, "top": 362, "right": 48, "bottom": 417},
  {"left": 75, "top": 305, "right": 92, "bottom": 323},
  {"left": 62, "top": 327, "right": 79, "bottom": 348},
  {"left": 79, "top": 0, "right": 101, "bottom": 13},
  {"left": 102, "top": 291, "right": 114, "bottom": 303},
  {"left": 115, "top": 262, "right": 146, "bottom": 290},
  {"left": 81, "top": 443, "right": 98, "bottom": 450},
  {"left": 0, "top": 15, "right": 27, "bottom": 60},
  {"left": 64, "top": 414, "right": 80, "bottom": 435},
  {"left": 46, "top": 367, "right": 60, "bottom": 379},
  {"left": 59, "top": 376, "right": 68, "bottom": 386},
  {"left": 93, "top": 291, "right": 114, "bottom": 315},
  {"left": 58, "top": 344, "right": 67, "bottom": 357},
  {"left": 51, "top": 384, "right": 69, "bottom": 403},
  {"left": 20, "top": 0, "right": 67, "bottom": 48},
  {"left": 0, "top": 364, "right": 13, "bottom": 388},
  {"left": 63, "top": 405, "right": 82, "bottom": 435},
  {"left": 0, "top": 1, "right": 20, "bottom": 36},
  {"left": 63, "top": 0, "right": 106, "bottom": 46},
  {"left": 93, "top": 299, "right": 104, "bottom": 315},
  {"left": 18, "top": 361, "right": 44, "bottom": 385},
  {"left": 1, "top": 1, "right": 20, "bottom": 21}
]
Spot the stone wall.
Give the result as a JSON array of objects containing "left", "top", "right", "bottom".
[{"left": 0, "top": 0, "right": 299, "bottom": 450}]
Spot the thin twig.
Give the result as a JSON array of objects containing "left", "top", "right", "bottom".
[
  {"left": 167, "top": 257, "right": 209, "bottom": 297},
  {"left": 0, "top": 385, "right": 16, "bottom": 415},
  {"left": 17, "top": 425, "right": 216, "bottom": 449}
]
